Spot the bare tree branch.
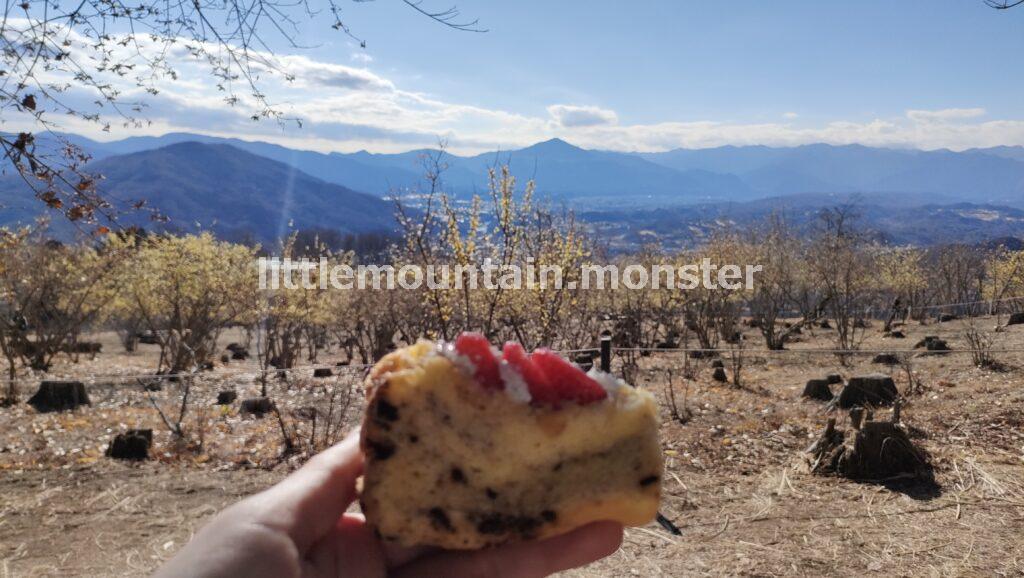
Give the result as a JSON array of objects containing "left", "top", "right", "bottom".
[
  {"left": 986, "top": 0, "right": 1024, "bottom": 9},
  {"left": 0, "top": 0, "right": 483, "bottom": 230}
]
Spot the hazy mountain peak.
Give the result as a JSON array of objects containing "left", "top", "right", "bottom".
[{"left": 518, "top": 137, "right": 585, "bottom": 155}]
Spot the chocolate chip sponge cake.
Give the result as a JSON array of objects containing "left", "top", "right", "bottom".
[{"left": 359, "top": 333, "right": 662, "bottom": 549}]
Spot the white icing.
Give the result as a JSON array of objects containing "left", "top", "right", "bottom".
[
  {"left": 435, "top": 339, "right": 623, "bottom": 406},
  {"left": 435, "top": 341, "right": 476, "bottom": 376},
  {"left": 499, "top": 361, "right": 533, "bottom": 403},
  {"left": 587, "top": 367, "right": 626, "bottom": 399}
]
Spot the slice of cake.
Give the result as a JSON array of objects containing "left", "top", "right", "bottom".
[{"left": 359, "top": 333, "right": 663, "bottom": 549}]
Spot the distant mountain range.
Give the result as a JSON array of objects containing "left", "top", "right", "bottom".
[
  {"left": 4, "top": 131, "right": 1024, "bottom": 246},
  {"left": 40, "top": 131, "right": 1024, "bottom": 206},
  {"left": 581, "top": 192, "right": 1024, "bottom": 252},
  {"left": 0, "top": 141, "right": 395, "bottom": 242},
  {"left": 49, "top": 132, "right": 755, "bottom": 203},
  {"left": 637, "top": 144, "right": 1024, "bottom": 205}
]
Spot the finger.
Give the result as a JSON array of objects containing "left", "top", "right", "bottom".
[
  {"left": 383, "top": 542, "right": 434, "bottom": 569},
  {"left": 305, "top": 514, "right": 388, "bottom": 578},
  {"left": 392, "top": 521, "right": 624, "bottom": 578},
  {"left": 311, "top": 512, "right": 433, "bottom": 570},
  {"left": 251, "top": 430, "right": 364, "bottom": 552}
]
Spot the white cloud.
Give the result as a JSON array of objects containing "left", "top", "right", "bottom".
[
  {"left": 11, "top": 22, "right": 1024, "bottom": 155},
  {"left": 350, "top": 52, "right": 373, "bottom": 64},
  {"left": 546, "top": 104, "right": 619, "bottom": 128},
  {"left": 268, "top": 54, "right": 394, "bottom": 91},
  {"left": 906, "top": 108, "right": 986, "bottom": 123}
]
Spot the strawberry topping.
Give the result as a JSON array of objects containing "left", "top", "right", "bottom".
[
  {"left": 452, "top": 333, "right": 609, "bottom": 406},
  {"left": 453, "top": 332, "right": 503, "bottom": 390},
  {"left": 530, "top": 349, "right": 608, "bottom": 406},
  {"left": 501, "top": 342, "right": 554, "bottom": 403}
]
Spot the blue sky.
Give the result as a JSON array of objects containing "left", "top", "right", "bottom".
[
  {"left": 317, "top": 1, "right": 1023, "bottom": 125},
  {"left": 24, "top": 0, "right": 1024, "bottom": 153}
]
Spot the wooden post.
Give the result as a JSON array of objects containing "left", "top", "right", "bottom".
[
  {"left": 600, "top": 335, "right": 612, "bottom": 373},
  {"left": 849, "top": 407, "right": 864, "bottom": 430}
]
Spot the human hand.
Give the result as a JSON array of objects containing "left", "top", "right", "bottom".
[{"left": 154, "top": 432, "right": 623, "bottom": 578}]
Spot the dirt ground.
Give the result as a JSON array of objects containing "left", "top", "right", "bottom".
[{"left": 1, "top": 319, "right": 1023, "bottom": 577}]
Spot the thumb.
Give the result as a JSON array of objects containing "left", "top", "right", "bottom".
[{"left": 250, "top": 430, "right": 364, "bottom": 553}]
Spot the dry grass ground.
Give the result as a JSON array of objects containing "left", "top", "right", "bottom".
[{"left": 2, "top": 319, "right": 1023, "bottom": 577}]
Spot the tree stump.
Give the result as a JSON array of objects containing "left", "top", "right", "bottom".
[
  {"left": 839, "top": 420, "right": 930, "bottom": 480},
  {"left": 802, "top": 378, "right": 833, "bottom": 402},
  {"left": 914, "top": 335, "right": 939, "bottom": 349},
  {"left": 28, "top": 381, "right": 90, "bottom": 413},
  {"left": 216, "top": 390, "right": 237, "bottom": 405},
  {"left": 872, "top": 353, "right": 900, "bottom": 365},
  {"left": 313, "top": 368, "right": 334, "bottom": 378},
  {"left": 925, "top": 338, "right": 950, "bottom": 353},
  {"left": 806, "top": 418, "right": 845, "bottom": 472},
  {"left": 711, "top": 367, "right": 728, "bottom": 383},
  {"left": 808, "top": 415, "right": 931, "bottom": 482},
  {"left": 240, "top": 397, "right": 275, "bottom": 416},
  {"left": 833, "top": 374, "right": 898, "bottom": 409},
  {"left": 106, "top": 429, "right": 152, "bottom": 461}
]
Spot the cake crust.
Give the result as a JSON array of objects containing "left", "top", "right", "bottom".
[{"left": 359, "top": 340, "right": 663, "bottom": 549}]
